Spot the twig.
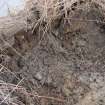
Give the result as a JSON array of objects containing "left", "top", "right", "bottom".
[
  {"left": 0, "top": 78, "right": 24, "bottom": 104},
  {"left": 29, "top": 93, "right": 66, "bottom": 103},
  {"left": 65, "top": 17, "right": 105, "bottom": 24},
  {"left": 0, "top": 36, "right": 25, "bottom": 60},
  {"left": 0, "top": 64, "right": 20, "bottom": 80}
]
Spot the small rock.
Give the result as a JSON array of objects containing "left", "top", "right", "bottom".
[
  {"left": 35, "top": 72, "right": 43, "bottom": 81},
  {"left": 78, "top": 40, "right": 86, "bottom": 46}
]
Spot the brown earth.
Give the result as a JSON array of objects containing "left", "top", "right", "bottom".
[{"left": 0, "top": 0, "right": 105, "bottom": 105}]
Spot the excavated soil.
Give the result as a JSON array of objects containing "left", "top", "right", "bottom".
[{"left": 1, "top": 1, "right": 105, "bottom": 105}]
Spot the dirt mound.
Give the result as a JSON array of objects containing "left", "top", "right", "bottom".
[{"left": 1, "top": 0, "right": 105, "bottom": 105}]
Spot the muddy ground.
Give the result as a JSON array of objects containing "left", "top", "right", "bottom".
[{"left": 0, "top": 0, "right": 105, "bottom": 105}]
